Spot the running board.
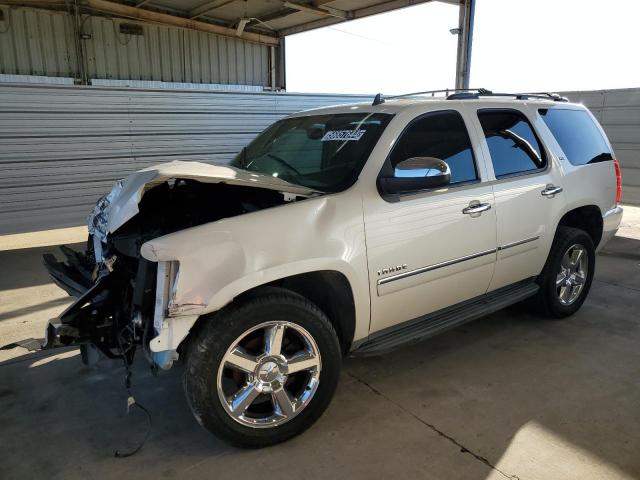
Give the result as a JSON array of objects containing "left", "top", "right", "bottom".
[{"left": 351, "top": 279, "right": 539, "bottom": 356}]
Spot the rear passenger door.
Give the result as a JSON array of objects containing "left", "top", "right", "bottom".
[{"left": 474, "top": 107, "right": 564, "bottom": 291}]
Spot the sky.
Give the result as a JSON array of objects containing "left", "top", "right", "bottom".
[{"left": 285, "top": 0, "right": 640, "bottom": 94}]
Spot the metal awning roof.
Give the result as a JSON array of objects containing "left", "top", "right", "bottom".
[
  {"left": 4, "top": 0, "right": 461, "bottom": 46},
  {"left": 143, "top": 0, "right": 462, "bottom": 37}
]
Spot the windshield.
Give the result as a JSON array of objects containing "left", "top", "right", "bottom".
[{"left": 230, "top": 112, "right": 393, "bottom": 192}]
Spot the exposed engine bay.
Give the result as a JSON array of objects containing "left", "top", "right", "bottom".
[{"left": 38, "top": 174, "right": 301, "bottom": 370}]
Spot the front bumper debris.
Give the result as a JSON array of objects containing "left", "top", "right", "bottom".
[
  {"left": 42, "top": 245, "right": 94, "bottom": 298},
  {"left": 2, "top": 238, "right": 164, "bottom": 370},
  {"left": 0, "top": 337, "right": 45, "bottom": 352},
  {"left": 0, "top": 320, "right": 73, "bottom": 352},
  {"left": 1, "top": 247, "right": 96, "bottom": 353}
]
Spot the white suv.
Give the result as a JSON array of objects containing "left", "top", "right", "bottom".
[{"left": 35, "top": 90, "right": 623, "bottom": 447}]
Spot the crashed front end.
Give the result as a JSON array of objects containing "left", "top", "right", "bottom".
[
  {"left": 41, "top": 180, "right": 178, "bottom": 369},
  {"left": 30, "top": 161, "right": 315, "bottom": 370}
]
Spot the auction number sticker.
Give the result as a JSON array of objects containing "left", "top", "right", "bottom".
[{"left": 321, "top": 129, "right": 366, "bottom": 141}]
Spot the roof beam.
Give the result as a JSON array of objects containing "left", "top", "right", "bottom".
[
  {"left": 250, "top": 6, "right": 297, "bottom": 24},
  {"left": 282, "top": 1, "right": 349, "bottom": 19},
  {"left": 188, "top": 0, "right": 234, "bottom": 20},
  {"left": 83, "top": 0, "right": 279, "bottom": 45},
  {"left": 279, "top": 0, "right": 434, "bottom": 36},
  {"left": 244, "top": 0, "right": 338, "bottom": 27}
]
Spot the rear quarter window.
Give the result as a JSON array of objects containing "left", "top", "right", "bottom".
[
  {"left": 477, "top": 109, "right": 547, "bottom": 178},
  {"left": 538, "top": 108, "right": 613, "bottom": 165}
]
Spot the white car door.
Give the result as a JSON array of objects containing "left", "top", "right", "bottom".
[
  {"left": 363, "top": 108, "right": 497, "bottom": 334},
  {"left": 471, "top": 105, "right": 564, "bottom": 291}
]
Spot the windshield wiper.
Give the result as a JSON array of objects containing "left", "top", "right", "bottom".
[{"left": 238, "top": 147, "right": 248, "bottom": 168}]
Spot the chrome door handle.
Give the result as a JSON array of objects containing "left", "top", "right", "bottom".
[
  {"left": 541, "top": 185, "right": 563, "bottom": 197},
  {"left": 462, "top": 203, "right": 491, "bottom": 215}
]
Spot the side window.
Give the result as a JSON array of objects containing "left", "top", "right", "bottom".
[
  {"left": 539, "top": 108, "right": 613, "bottom": 165},
  {"left": 478, "top": 109, "right": 547, "bottom": 178},
  {"left": 389, "top": 110, "right": 478, "bottom": 185}
]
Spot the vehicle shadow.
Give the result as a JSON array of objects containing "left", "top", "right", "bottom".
[
  {"left": 0, "top": 243, "right": 85, "bottom": 291},
  {"left": 0, "top": 297, "right": 72, "bottom": 322},
  {"left": 0, "top": 244, "right": 82, "bottom": 336}
]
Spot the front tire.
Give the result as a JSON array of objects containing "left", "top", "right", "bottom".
[
  {"left": 183, "top": 287, "right": 341, "bottom": 448},
  {"left": 535, "top": 226, "right": 596, "bottom": 318}
]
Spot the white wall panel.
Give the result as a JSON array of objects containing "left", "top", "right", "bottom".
[{"left": 0, "top": 83, "right": 369, "bottom": 234}]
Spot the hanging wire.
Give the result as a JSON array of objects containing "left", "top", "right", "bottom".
[{"left": 113, "top": 322, "right": 152, "bottom": 458}]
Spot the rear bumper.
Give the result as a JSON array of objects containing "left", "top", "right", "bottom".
[{"left": 599, "top": 206, "right": 623, "bottom": 251}]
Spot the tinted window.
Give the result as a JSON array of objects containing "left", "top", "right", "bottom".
[
  {"left": 389, "top": 111, "right": 477, "bottom": 184},
  {"left": 478, "top": 109, "right": 546, "bottom": 178},
  {"left": 230, "top": 113, "right": 392, "bottom": 192},
  {"left": 539, "top": 108, "right": 613, "bottom": 165}
]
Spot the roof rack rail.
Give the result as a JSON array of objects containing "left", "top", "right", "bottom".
[
  {"left": 446, "top": 90, "right": 568, "bottom": 102},
  {"left": 371, "top": 88, "right": 491, "bottom": 106},
  {"left": 518, "top": 92, "right": 569, "bottom": 102}
]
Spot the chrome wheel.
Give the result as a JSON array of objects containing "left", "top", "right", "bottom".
[
  {"left": 556, "top": 243, "right": 588, "bottom": 306},
  {"left": 216, "top": 321, "right": 321, "bottom": 428}
]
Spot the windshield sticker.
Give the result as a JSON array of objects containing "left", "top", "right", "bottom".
[{"left": 321, "top": 129, "right": 366, "bottom": 141}]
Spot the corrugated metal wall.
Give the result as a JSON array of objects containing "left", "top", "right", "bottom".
[
  {"left": 2, "top": 83, "right": 636, "bottom": 234},
  {"left": 83, "top": 16, "right": 269, "bottom": 85},
  {"left": 561, "top": 88, "right": 640, "bottom": 205},
  {"left": 0, "top": 7, "right": 78, "bottom": 78},
  {"left": 0, "top": 83, "right": 369, "bottom": 234},
  {"left": 0, "top": 6, "right": 270, "bottom": 87}
]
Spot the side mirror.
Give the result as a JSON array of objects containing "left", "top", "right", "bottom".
[{"left": 379, "top": 157, "right": 451, "bottom": 195}]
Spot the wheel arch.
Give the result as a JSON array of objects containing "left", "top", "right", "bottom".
[
  {"left": 262, "top": 271, "right": 356, "bottom": 354},
  {"left": 555, "top": 204, "right": 603, "bottom": 248},
  {"left": 179, "top": 268, "right": 359, "bottom": 359}
]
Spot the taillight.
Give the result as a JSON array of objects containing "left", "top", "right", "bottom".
[{"left": 614, "top": 158, "right": 622, "bottom": 206}]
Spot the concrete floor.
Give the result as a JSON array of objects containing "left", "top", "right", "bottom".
[{"left": 1, "top": 210, "right": 639, "bottom": 480}]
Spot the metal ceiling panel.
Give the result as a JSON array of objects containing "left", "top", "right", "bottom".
[{"left": 253, "top": 10, "right": 321, "bottom": 31}]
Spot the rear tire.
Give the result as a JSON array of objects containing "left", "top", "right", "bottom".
[
  {"left": 534, "top": 226, "right": 595, "bottom": 318},
  {"left": 183, "top": 287, "right": 341, "bottom": 448}
]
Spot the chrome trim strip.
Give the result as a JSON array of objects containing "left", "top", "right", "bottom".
[
  {"left": 498, "top": 236, "right": 540, "bottom": 251},
  {"left": 377, "top": 248, "right": 497, "bottom": 286}
]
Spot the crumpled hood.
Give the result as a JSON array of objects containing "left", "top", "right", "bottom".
[{"left": 89, "top": 160, "right": 320, "bottom": 237}]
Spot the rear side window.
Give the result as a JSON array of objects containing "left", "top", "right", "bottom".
[
  {"left": 478, "top": 109, "right": 547, "bottom": 178},
  {"left": 389, "top": 110, "right": 478, "bottom": 185},
  {"left": 539, "top": 108, "right": 613, "bottom": 165}
]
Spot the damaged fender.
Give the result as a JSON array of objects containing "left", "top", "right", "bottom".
[{"left": 141, "top": 191, "right": 371, "bottom": 354}]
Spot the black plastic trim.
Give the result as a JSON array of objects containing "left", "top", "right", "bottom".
[{"left": 351, "top": 278, "right": 539, "bottom": 356}]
